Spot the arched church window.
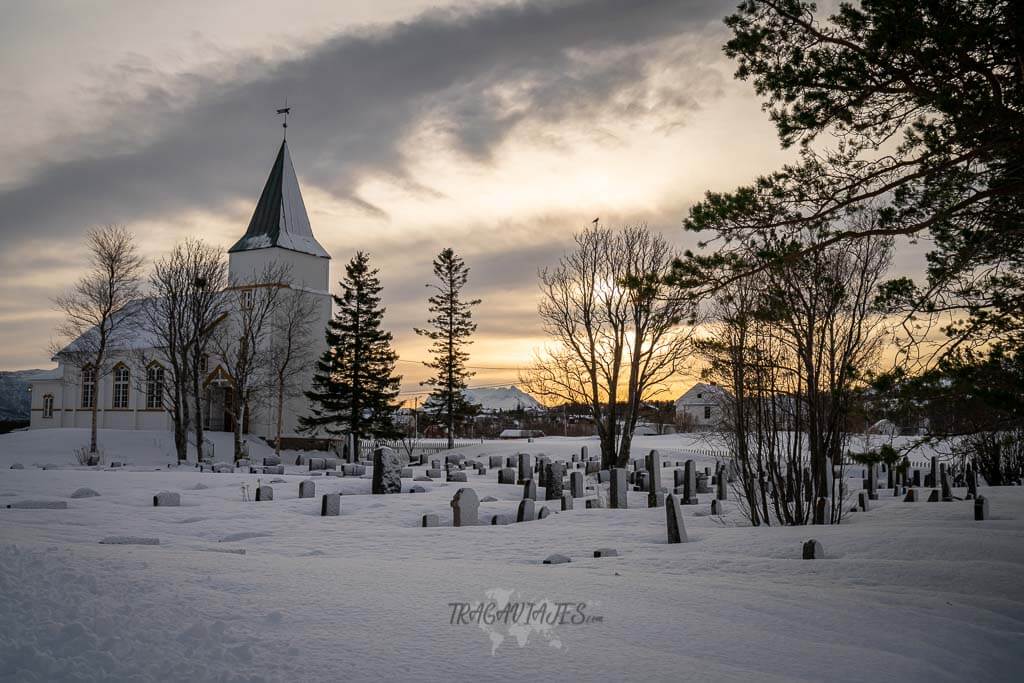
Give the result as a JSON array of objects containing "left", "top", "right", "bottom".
[
  {"left": 112, "top": 365, "right": 130, "bottom": 409},
  {"left": 81, "top": 366, "right": 96, "bottom": 408},
  {"left": 146, "top": 364, "right": 165, "bottom": 410},
  {"left": 43, "top": 394, "right": 54, "bottom": 419}
]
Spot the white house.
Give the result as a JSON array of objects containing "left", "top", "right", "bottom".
[
  {"left": 27, "top": 138, "right": 332, "bottom": 440},
  {"left": 674, "top": 382, "right": 728, "bottom": 428}
]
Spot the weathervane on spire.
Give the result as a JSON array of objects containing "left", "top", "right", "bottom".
[{"left": 276, "top": 97, "right": 291, "bottom": 140}]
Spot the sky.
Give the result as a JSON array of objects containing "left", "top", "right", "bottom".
[{"left": 0, "top": 0, "right": 810, "bottom": 400}]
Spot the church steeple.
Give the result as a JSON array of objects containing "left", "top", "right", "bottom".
[{"left": 228, "top": 140, "right": 329, "bottom": 259}]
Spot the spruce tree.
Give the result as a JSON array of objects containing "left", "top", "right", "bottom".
[
  {"left": 415, "top": 248, "right": 482, "bottom": 448},
  {"left": 302, "top": 252, "right": 401, "bottom": 459}
]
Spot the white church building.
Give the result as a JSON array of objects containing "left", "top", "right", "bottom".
[{"left": 26, "top": 138, "right": 332, "bottom": 440}]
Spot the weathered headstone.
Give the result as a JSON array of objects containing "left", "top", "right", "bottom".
[
  {"left": 153, "top": 491, "right": 180, "bottom": 507},
  {"left": 517, "top": 498, "right": 536, "bottom": 522},
  {"left": 974, "top": 495, "right": 989, "bottom": 521},
  {"left": 255, "top": 486, "right": 273, "bottom": 502},
  {"left": 681, "top": 460, "right": 699, "bottom": 505},
  {"left": 545, "top": 461, "right": 565, "bottom": 501},
  {"left": 498, "top": 468, "right": 516, "bottom": 484},
  {"left": 523, "top": 479, "right": 538, "bottom": 500},
  {"left": 447, "top": 471, "right": 468, "bottom": 483},
  {"left": 518, "top": 453, "right": 533, "bottom": 484},
  {"left": 802, "top": 539, "right": 824, "bottom": 559},
  {"left": 561, "top": 492, "right": 573, "bottom": 511},
  {"left": 646, "top": 450, "right": 664, "bottom": 508},
  {"left": 321, "top": 493, "right": 341, "bottom": 516},
  {"left": 570, "top": 471, "right": 584, "bottom": 498},
  {"left": 451, "top": 488, "right": 480, "bottom": 527},
  {"left": 372, "top": 446, "right": 404, "bottom": 494},
  {"left": 966, "top": 463, "right": 978, "bottom": 499},
  {"left": 940, "top": 464, "right": 954, "bottom": 502},
  {"left": 299, "top": 480, "right": 315, "bottom": 498},
  {"left": 489, "top": 455, "right": 504, "bottom": 469},
  {"left": 422, "top": 513, "right": 441, "bottom": 528},
  {"left": 665, "top": 493, "right": 687, "bottom": 543},
  {"left": 813, "top": 496, "right": 829, "bottom": 524},
  {"left": 610, "top": 468, "right": 628, "bottom": 509}
]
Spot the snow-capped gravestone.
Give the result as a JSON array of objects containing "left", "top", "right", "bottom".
[
  {"left": 256, "top": 486, "right": 273, "bottom": 502},
  {"left": 646, "top": 451, "right": 665, "bottom": 508},
  {"left": 518, "top": 453, "right": 533, "bottom": 484},
  {"left": 498, "top": 468, "right": 516, "bottom": 485},
  {"left": 610, "top": 468, "right": 628, "bottom": 509},
  {"left": 299, "top": 480, "right": 315, "bottom": 499},
  {"left": 451, "top": 488, "right": 479, "bottom": 527},
  {"left": 321, "top": 493, "right": 341, "bottom": 516},
  {"left": 523, "top": 480, "right": 538, "bottom": 500},
  {"left": 422, "top": 513, "right": 441, "bottom": 528},
  {"left": 545, "top": 462, "right": 565, "bottom": 501},
  {"left": 517, "top": 498, "right": 536, "bottom": 522},
  {"left": 974, "top": 495, "right": 989, "bottom": 521},
  {"left": 570, "top": 471, "right": 584, "bottom": 498},
  {"left": 802, "top": 539, "right": 824, "bottom": 559},
  {"left": 561, "top": 492, "right": 573, "bottom": 511},
  {"left": 70, "top": 487, "right": 100, "bottom": 499},
  {"left": 372, "top": 447, "right": 403, "bottom": 495},
  {"left": 665, "top": 494, "right": 688, "bottom": 544},
  {"left": 153, "top": 492, "right": 180, "bottom": 507}
]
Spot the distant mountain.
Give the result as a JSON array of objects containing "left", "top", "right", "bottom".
[
  {"left": 0, "top": 370, "right": 43, "bottom": 421},
  {"left": 464, "top": 385, "right": 543, "bottom": 412}
]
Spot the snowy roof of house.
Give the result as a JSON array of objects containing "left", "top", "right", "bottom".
[
  {"left": 228, "top": 140, "right": 330, "bottom": 259},
  {"left": 675, "top": 382, "right": 729, "bottom": 405}
]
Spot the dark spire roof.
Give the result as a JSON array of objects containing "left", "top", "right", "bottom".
[{"left": 228, "top": 140, "right": 329, "bottom": 258}]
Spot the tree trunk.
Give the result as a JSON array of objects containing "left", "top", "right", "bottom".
[
  {"left": 275, "top": 379, "right": 285, "bottom": 456},
  {"left": 192, "top": 366, "right": 205, "bottom": 463}
]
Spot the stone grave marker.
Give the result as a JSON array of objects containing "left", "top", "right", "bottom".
[{"left": 451, "top": 488, "right": 479, "bottom": 527}]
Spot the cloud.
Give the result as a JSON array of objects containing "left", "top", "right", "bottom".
[{"left": 0, "top": 0, "right": 729, "bottom": 248}]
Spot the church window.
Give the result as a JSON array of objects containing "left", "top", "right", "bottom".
[
  {"left": 43, "top": 394, "right": 54, "bottom": 418},
  {"left": 112, "top": 365, "right": 130, "bottom": 409},
  {"left": 146, "top": 365, "right": 165, "bottom": 409},
  {"left": 81, "top": 366, "right": 96, "bottom": 408},
  {"left": 704, "top": 406, "right": 712, "bottom": 420}
]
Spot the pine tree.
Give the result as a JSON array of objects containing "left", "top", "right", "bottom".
[
  {"left": 301, "top": 252, "right": 401, "bottom": 459},
  {"left": 415, "top": 248, "right": 482, "bottom": 449}
]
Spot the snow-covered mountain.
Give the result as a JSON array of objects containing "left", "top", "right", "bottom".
[
  {"left": 464, "top": 385, "right": 543, "bottom": 412},
  {"left": 0, "top": 369, "right": 43, "bottom": 421}
]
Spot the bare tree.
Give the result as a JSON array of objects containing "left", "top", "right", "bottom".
[
  {"left": 142, "top": 239, "right": 227, "bottom": 462},
  {"left": 182, "top": 242, "right": 228, "bottom": 462},
  {"left": 212, "top": 261, "right": 289, "bottom": 460},
  {"left": 700, "top": 230, "right": 893, "bottom": 525},
  {"left": 53, "top": 225, "right": 144, "bottom": 454},
  {"left": 267, "top": 284, "right": 320, "bottom": 455},
  {"left": 522, "top": 224, "right": 696, "bottom": 468}
]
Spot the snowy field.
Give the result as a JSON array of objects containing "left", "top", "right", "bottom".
[{"left": 1, "top": 429, "right": 1023, "bottom": 682}]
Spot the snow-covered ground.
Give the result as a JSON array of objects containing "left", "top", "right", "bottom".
[{"left": 1, "top": 429, "right": 1022, "bottom": 682}]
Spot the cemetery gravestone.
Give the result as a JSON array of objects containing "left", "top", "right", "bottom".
[{"left": 451, "top": 488, "right": 480, "bottom": 527}]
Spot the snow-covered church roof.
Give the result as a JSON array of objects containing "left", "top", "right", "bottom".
[{"left": 228, "top": 140, "right": 330, "bottom": 259}]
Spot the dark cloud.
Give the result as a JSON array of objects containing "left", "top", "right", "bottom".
[{"left": 0, "top": 0, "right": 729, "bottom": 247}]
